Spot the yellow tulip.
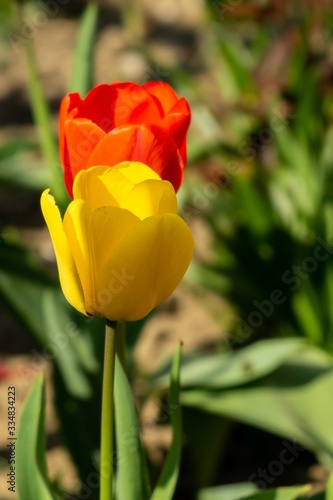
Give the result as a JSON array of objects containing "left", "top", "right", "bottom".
[{"left": 41, "top": 162, "right": 194, "bottom": 321}]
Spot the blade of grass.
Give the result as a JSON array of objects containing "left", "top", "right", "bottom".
[
  {"left": 69, "top": 2, "right": 98, "bottom": 96},
  {"left": 24, "top": 38, "right": 68, "bottom": 207}
]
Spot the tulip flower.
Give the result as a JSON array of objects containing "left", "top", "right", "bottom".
[
  {"left": 59, "top": 82, "right": 191, "bottom": 198},
  {"left": 41, "top": 162, "right": 193, "bottom": 321}
]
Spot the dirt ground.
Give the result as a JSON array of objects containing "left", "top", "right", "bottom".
[{"left": 0, "top": 1, "right": 228, "bottom": 497}]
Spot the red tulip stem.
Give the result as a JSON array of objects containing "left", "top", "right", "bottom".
[{"left": 100, "top": 320, "right": 117, "bottom": 500}]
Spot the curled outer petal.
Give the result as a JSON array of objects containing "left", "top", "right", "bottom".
[{"left": 41, "top": 190, "right": 86, "bottom": 315}]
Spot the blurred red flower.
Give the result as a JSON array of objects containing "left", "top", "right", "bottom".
[{"left": 59, "top": 82, "right": 191, "bottom": 197}]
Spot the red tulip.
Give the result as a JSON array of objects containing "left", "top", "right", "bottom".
[{"left": 59, "top": 82, "right": 191, "bottom": 197}]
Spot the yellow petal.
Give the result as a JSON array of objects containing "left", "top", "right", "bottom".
[
  {"left": 122, "top": 179, "right": 177, "bottom": 219},
  {"left": 90, "top": 206, "right": 140, "bottom": 272},
  {"left": 72, "top": 162, "right": 162, "bottom": 210},
  {"left": 113, "top": 161, "right": 161, "bottom": 183},
  {"left": 40, "top": 190, "right": 86, "bottom": 316},
  {"left": 62, "top": 200, "right": 96, "bottom": 315},
  {"left": 73, "top": 166, "right": 119, "bottom": 208},
  {"left": 96, "top": 214, "right": 194, "bottom": 321}
]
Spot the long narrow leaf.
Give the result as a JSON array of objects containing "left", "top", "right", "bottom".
[
  {"left": 181, "top": 353, "right": 333, "bottom": 464},
  {"left": 0, "top": 270, "right": 93, "bottom": 399},
  {"left": 114, "top": 355, "right": 150, "bottom": 500},
  {"left": 198, "top": 482, "right": 258, "bottom": 500},
  {"left": 24, "top": 41, "right": 68, "bottom": 207},
  {"left": 243, "top": 485, "right": 311, "bottom": 500},
  {"left": 326, "top": 472, "right": 333, "bottom": 500},
  {"left": 153, "top": 338, "right": 305, "bottom": 391},
  {"left": 16, "top": 374, "right": 58, "bottom": 500},
  {"left": 151, "top": 343, "right": 182, "bottom": 500},
  {"left": 69, "top": 2, "right": 98, "bottom": 96}
]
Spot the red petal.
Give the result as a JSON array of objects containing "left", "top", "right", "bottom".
[
  {"left": 75, "top": 82, "right": 162, "bottom": 131},
  {"left": 159, "top": 98, "right": 191, "bottom": 164},
  {"left": 59, "top": 83, "right": 190, "bottom": 196},
  {"left": 143, "top": 81, "right": 181, "bottom": 116},
  {"left": 59, "top": 93, "right": 81, "bottom": 167},
  {"left": 63, "top": 119, "right": 105, "bottom": 197},
  {"left": 86, "top": 124, "right": 184, "bottom": 191}
]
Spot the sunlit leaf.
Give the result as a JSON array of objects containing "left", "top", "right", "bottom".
[
  {"left": 198, "top": 482, "right": 258, "bottom": 500},
  {"left": 182, "top": 349, "right": 333, "bottom": 464},
  {"left": 243, "top": 485, "right": 311, "bottom": 500},
  {"left": 114, "top": 355, "right": 150, "bottom": 500},
  {"left": 69, "top": 2, "right": 98, "bottom": 96},
  {"left": 17, "top": 374, "right": 58, "bottom": 500},
  {"left": 151, "top": 343, "right": 182, "bottom": 500},
  {"left": 154, "top": 339, "right": 306, "bottom": 390}
]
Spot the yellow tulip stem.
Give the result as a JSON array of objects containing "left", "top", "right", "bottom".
[
  {"left": 100, "top": 319, "right": 117, "bottom": 500},
  {"left": 116, "top": 321, "right": 127, "bottom": 371}
]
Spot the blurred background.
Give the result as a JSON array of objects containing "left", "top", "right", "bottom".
[{"left": 1, "top": 0, "right": 333, "bottom": 499}]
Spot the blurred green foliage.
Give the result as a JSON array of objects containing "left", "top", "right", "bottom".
[{"left": 181, "top": 1, "right": 333, "bottom": 353}]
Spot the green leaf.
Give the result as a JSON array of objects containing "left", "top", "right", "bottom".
[
  {"left": 0, "top": 239, "right": 98, "bottom": 399},
  {"left": 0, "top": 139, "right": 49, "bottom": 190},
  {"left": 308, "top": 492, "right": 325, "bottom": 500},
  {"left": 151, "top": 343, "right": 182, "bottom": 500},
  {"left": 269, "top": 127, "right": 321, "bottom": 238},
  {"left": 183, "top": 408, "right": 231, "bottom": 488},
  {"left": 114, "top": 355, "right": 150, "bottom": 500},
  {"left": 17, "top": 374, "right": 58, "bottom": 500},
  {"left": 324, "top": 204, "right": 333, "bottom": 252},
  {"left": 292, "top": 285, "right": 323, "bottom": 344},
  {"left": 218, "top": 40, "right": 255, "bottom": 94},
  {"left": 234, "top": 178, "right": 272, "bottom": 236},
  {"left": 0, "top": 271, "right": 94, "bottom": 399},
  {"left": 0, "top": 157, "right": 49, "bottom": 190},
  {"left": 243, "top": 485, "right": 311, "bottom": 500},
  {"left": 181, "top": 348, "right": 333, "bottom": 464},
  {"left": 42, "top": 289, "right": 98, "bottom": 397},
  {"left": 0, "top": 238, "right": 104, "bottom": 484},
  {"left": 52, "top": 331, "right": 104, "bottom": 493},
  {"left": 198, "top": 482, "right": 259, "bottom": 500},
  {"left": 324, "top": 263, "right": 333, "bottom": 323},
  {"left": 326, "top": 472, "right": 333, "bottom": 500},
  {"left": 69, "top": 2, "right": 98, "bottom": 96},
  {"left": 23, "top": 19, "right": 68, "bottom": 208},
  {"left": 0, "top": 0, "right": 16, "bottom": 33},
  {"left": 154, "top": 339, "right": 305, "bottom": 390},
  {"left": 185, "top": 483, "right": 312, "bottom": 500}
]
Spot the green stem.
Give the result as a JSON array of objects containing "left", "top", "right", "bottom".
[{"left": 100, "top": 320, "right": 117, "bottom": 500}]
